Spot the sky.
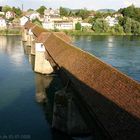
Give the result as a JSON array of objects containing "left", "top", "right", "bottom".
[{"left": 0, "top": 0, "right": 140, "bottom": 10}]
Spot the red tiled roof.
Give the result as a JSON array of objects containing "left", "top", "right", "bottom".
[
  {"left": 24, "top": 21, "right": 35, "bottom": 30},
  {"left": 43, "top": 33, "right": 140, "bottom": 140},
  {"left": 31, "top": 25, "right": 48, "bottom": 37},
  {"left": 35, "top": 31, "right": 71, "bottom": 44},
  {"left": 53, "top": 32, "right": 71, "bottom": 43},
  {"left": 36, "top": 32, "right": 51, "bottom": 43}
]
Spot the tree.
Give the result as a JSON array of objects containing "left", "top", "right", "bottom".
[
  {"left": 92, "top": 19, "right": 109, "bottom": 33},
  {"left": 113, "top": 24, "right": 124, "bottom": 34},
  {"left": 75, "top": 22, "right": 81, "bottom": 30},
  {"left": 2, "top": 5, "right": 12, "bottom": 12},
  {"left": 131, "top": 20, "right": 140, "bottom": 34},
  {"left": 36, "top": 6, "right": 46, "bottom": 15},
  {"left": 93, "top": 12, "right": 104, "bottom": 20},
  {"left": 124, "top": 17, "right": 132, "bottom": 33},
  {"left": 12, "top": 7, "right": 22, "bottom": 17},
  {"left": 32, "top": 18, "right": 42, "bottom": 27},
  {"left": 119, "top": 5, "right": 140, "bottom": 22},
  {"left": 60, "top": 7, "right": 68, "bottom": 17},
  {"left": 0, "top": 14, "right": 4, "bottom": 17},
  {"left": 75, "top": 9, "right": 90, "bottom": 20},
  {"left": 27, "top": 9, "right": 34, "bottom": 12}
]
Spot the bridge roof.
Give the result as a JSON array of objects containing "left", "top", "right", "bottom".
[
  {"left": 44, "top": 33, "right": 140, "bottom": 140},
  {"left": 36, "top": 31, "right": 71, "bottom": 44},
  {"left": 31, "top": 25, "right": 48, "bottom": 37},
  {"left": 24, "top": 21, "right": 35, "bottom": 30},
  {"left": 36, "top": 32, "right": 51, "bottom": 43},
  {"left": 53, "top": 32, "right": 72, "bottom": 43}
]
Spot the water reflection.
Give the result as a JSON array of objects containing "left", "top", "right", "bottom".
[
  {"left": 35, "top": 73, "right": 53, "bottom": 103},
  {"left": 22, "top": 41, "right": 95, "bottom": 140}
]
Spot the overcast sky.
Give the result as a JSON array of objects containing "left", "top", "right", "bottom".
[{"left": 0, "top": 0, "right": 140, "bottom": 10}]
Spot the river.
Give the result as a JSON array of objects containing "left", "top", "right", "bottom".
[
  {"left": 73, "top": 35, "right": 140, "bottom": 82},
  {"left": 0, "top": 35, "right": 140, "bottom": 140}
]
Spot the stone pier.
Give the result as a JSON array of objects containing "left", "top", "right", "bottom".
[{"left": 34, "top": 42, "right": 53, "bottom": 74}]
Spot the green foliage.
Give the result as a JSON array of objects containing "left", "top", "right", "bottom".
[
  {"left": 131, "top": 20, "right": 140, "bottom": 34},
  {"left": 75, "top": 22, "right": 81, "bottom": 30},
  {"left": 60, "top": 7, "right": 69, "bottom": 17},
  {"left": 32, "top": 18, "right": 42, "bottom": 26},
  {"left": 75, "top": 9, "right": 90, "bottom": 20},
  {"left": 8, "top": 17, "right": 14, "bottom": 22},
  {"left": 2, "top": 5, "right": 12, "bottom": 12},
  {"left": 118, "top": 16, "right": 140, "bottom": 34},
  {"left": 12, "top": 7, "right": 22, "bottom": 17},
  {"left": 113, "top": 24, "right": 124, "bottom": 34},
  {"left": 27, "top": 9, "right": 34, "bottom": 12},
  {"left": 124, "top": 17, "right": 132, "bottom": 33},
  {"left": 0, "top": 14, "right": 4, "bottom": 17},
  {"left": 0, "top": 28, "right": 21, "bottom": 35},
  {"left": 36, "top": 6, "right": 46, "bottom": 15},
  {"left": 93, "top": 12, "right": 105, "bottom": 20},
  {"left": 92, "top": 19, "right": 109, "bottom": 33},
  {"left": 119, "top": 5, "right": 140, "bottom": 22}
]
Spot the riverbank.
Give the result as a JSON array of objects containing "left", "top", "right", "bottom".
[
  {"left": 0, "top": 28, "right": 22, "bottom": 35},
  {"left": 63, "top": 30, "right": 133, "bottom": 36}
]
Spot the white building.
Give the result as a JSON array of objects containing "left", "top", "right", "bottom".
[
  {"left": 81, "top": 22, "right": 92, "bottom": 28},
  {"left": 20, "top": 16, "right": 29, "bottom": 26},
  {"left": 43, "top": 8, "right": 82, "bottom": 30},
  {"left": 24, "top": 11, "right": 40, "bottom": 21},
  {"left": 43, "top": 21, "right": 74, "bottom": 30},
  {"left": 0, "top": 17, "right": 7, "bottom": 29},
  {"left": 54, "top": 21, "right": 74, "bottom": 30},
  {"left": 105, "top": 16, "right": 118, "bottom": 27},
  {"left": 5, "top": 11, "right": 15, "bottom": 19},
  {"left": 29, "top": 12, "right": 40, "bottom": 20},
  {"left": 42, "top": 22, "right": 54, "bottom": 30},
  {"left": 0, "top": 12, "right": 5, "bottom": 16},
  {"left": 44, "top": 8, "right": 60, "bottom": 16}
]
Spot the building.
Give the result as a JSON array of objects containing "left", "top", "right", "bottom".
[
  {"left": 43, "top": 8, "right": 82, "bottom": 30},
  {"left": 23, "top": 11, "right": 40, "bottom": 21},
  {"left": 0, "top": 17, "right": 6, "bottom": 29},
  {"left": 43, "top": 21, "right": 74, "bottom": 30},
  {"left": 81, "top": 22, "right": 92, "bottom": 28},
  {"left": 54, "top": 21, "right": 74, "bottom": 30},
  {"left": 0, "top": 11, "right": 5, "bottom": 16},
  {"left": 42, "top": 22, "right": 54, "bottom": 30},
  {"left": 20, "top": 16, "right": 29, "bottom": 26},
  {"left": 105, "top": 16, "right": 118, "bottom": 27},
  {"left": 29, "top": 12, "right": 40, "bottom": 20},
  {"left": 44, "top": 8, "right": 60, "bottom": 16},
  {"left": 5, "top": 11, "right": 15, "bottom": 19}
]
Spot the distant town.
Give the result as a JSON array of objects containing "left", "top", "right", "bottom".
[{"left": 0, "top": 5, "right": 140, "bottom": 35}]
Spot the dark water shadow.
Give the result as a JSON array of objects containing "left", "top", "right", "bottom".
[{"left": 57, "top": 67, "right": 140, "bottom": 140}]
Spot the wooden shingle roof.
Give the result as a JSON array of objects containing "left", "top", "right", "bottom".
[
  {"left": 31, "top": 25, "right": 48, "bottom": 37},
  {"left": 44, "top": 33, "right": 140, "bottom": 140},
  {"left": 24, "top": 21, "right": 35, "bottom": 30}
]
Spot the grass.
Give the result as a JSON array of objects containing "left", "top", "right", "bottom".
[{"left": 0, "top": 28, "right": 22, "bottom": 35}]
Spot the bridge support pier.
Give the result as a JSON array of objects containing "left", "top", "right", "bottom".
[
  {"left": 34, "top": 43, "right": 54, "bottom": 74},
  {"left": 31, "top": 40, "right": 35, "bottom": 55},
  {"left": 22, "top": 28, "right": 28, "bottom": 42},
  {"left": 52, "top": 88, "right": 91, "bottom": 135},
  {"left": 26, "top": 29, "right": 34, "bottom": 47}
]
